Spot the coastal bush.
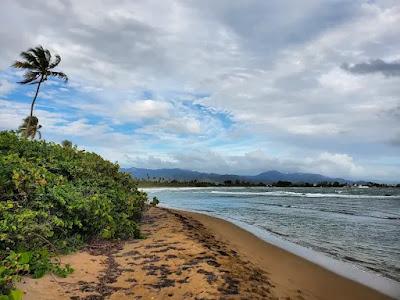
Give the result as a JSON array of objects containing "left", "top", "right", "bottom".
[
  {"left": 0, "top": 131, "right": 147, "bottom": 296},
  {"left": 150, "top": 196, "right": 160, "bottom": 206},
  {"left": 61, "top": 140, "right": 73, "bottom": 148}
]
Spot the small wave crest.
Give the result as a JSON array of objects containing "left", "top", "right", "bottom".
[
  {"left": 210, "top": 190, "right": 400, "bottom": 199},
  {"left": 141, "top": 187, "right": 215, "bottom": 192},
  {"left": 247, "top": 203, "right": 400, "bottom": 220}
]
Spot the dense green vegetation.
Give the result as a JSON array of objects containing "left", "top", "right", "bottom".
[{"left": 0, "top": 131, "right": 147, "bottom": 298}]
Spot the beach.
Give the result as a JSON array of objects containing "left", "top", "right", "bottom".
[{"left": 18, "top": 207, "right": 393, "bottom": 299}]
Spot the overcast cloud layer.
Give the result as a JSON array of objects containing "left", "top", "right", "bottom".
[{"left": 0, "top": 0, "right": 399, "bottom": 182}]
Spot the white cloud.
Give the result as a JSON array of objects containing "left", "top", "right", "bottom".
[
  {"left": 138, "top": 117, "right": 202, "bottom": 136},
  {"left": 0, "top": 99, "right": 25, "bottom": 130},
  {"left": 318, "top": 68, "right": 363, "bottom": 93},
  {"left": 303, "top": 152, "right": 363, "bottom": 178},
  {"left": 0, "top": 79, "right": 15, "bottom": 96},
  {"left": 0, "top": 0, "right": 399, "bottom": 181},
  {"left": 122, "top": 100, "right": 171, "bottom": 120}
]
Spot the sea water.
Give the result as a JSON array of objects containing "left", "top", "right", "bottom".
[{"left": 143, "top": 186, "right": 400, "bottom": 287}]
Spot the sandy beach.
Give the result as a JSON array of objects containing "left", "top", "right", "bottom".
[{"left": 18, "top": 207, "right": 393, "bottom": 300}]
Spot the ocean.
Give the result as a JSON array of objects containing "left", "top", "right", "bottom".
[{"left": 143, "top": 186, "right": 400, "bottom": 284}]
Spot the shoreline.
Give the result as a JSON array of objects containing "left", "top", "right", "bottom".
[
  {"left": 167, "top": 206, "right": 400, "bottom": 299},
  {"left": 176, "top": 208, "right": 399, "bottom": 300},
  {"left": 18, "top": 207, "right": 397, "bottom": 299}
]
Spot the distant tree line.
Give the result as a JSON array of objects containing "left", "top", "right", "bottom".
[{"left": 136, "top": 178, "right": 398, "bottom": 188}]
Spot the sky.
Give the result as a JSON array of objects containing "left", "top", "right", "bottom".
[{"left": 0, "top": 0, "right": 399, "bottom": 182}]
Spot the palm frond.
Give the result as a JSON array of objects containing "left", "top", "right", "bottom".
[
  {"left": 12, "top": 61, "right": 37, "bottom": 70},
  {"left": 18, "top": 71, "right": 41, "bottom": 84},
  {"left": 49, "top": 55, "right": 61, "bottom": 69},
  {"left": 30, "top": 46, "right": 49, "bottom": 69},
  {"left": 44, "top": 49, "right": 51, "bottom": 64},
  {"left": 20, "top": 51, "right": 40, "bottom": 68},
  {"left": 23, "top": 70, "right": 40, "bottom": 79},
  {"left": 48, "top": 71, "right": 68, "bottom": 82}
]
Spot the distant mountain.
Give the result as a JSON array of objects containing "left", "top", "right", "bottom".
[
  {"left": 251, "top": 170, "right": 347, "bottom": 184},
  {"left": 122, "top": 167, "right": 349, "bottom": 184}
]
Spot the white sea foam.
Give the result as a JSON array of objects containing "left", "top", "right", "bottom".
[
  {"left": 140, "top": 187, "right": 216, "bottom": 192},
  {"left": 209, "top": 190, "right": 400, "bottom": 199}
]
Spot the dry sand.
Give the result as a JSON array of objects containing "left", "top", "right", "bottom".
[{"left": 18, "top": 207, "right": 392, "bottom": 300}]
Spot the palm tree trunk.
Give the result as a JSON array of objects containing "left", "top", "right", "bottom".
[
  {"left": 30, "top": 78, "right": 43, "bottom": 117},
  {"left": 26, "top": 76, "right": 43, "bottom": 139}
]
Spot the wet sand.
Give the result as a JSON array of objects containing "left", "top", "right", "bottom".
[{"left": 18, "top": 207, "right": 392, "bottom": 299}]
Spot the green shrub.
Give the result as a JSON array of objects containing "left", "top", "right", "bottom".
[
  {"left": 150, "top": 196, "right": 160, "bottom": 206},
  {"left": 0, "top": 131, "right": 147, "bottom": 295}
]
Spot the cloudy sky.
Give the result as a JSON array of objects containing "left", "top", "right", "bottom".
[{"left": 0, "top": 0, "right": 399, "bottom": 182}]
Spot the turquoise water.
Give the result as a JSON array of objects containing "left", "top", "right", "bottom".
[{"left": 143, "top": 186, "right": 400, "bottom": 283}]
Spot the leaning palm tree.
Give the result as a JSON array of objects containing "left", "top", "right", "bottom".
[
  {"left": 12, "top": 45, "right": 68, "bottom": 138},
  {"left": 18, "top": 116, "right": 42, "bottom": 139}
]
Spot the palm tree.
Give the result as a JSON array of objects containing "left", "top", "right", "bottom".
[
  {"left": 12, "top": 45, "right": 68, "bottom": 137},
  {"left": 18, "top": 116, "right": 42, "bottom": 139}
]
